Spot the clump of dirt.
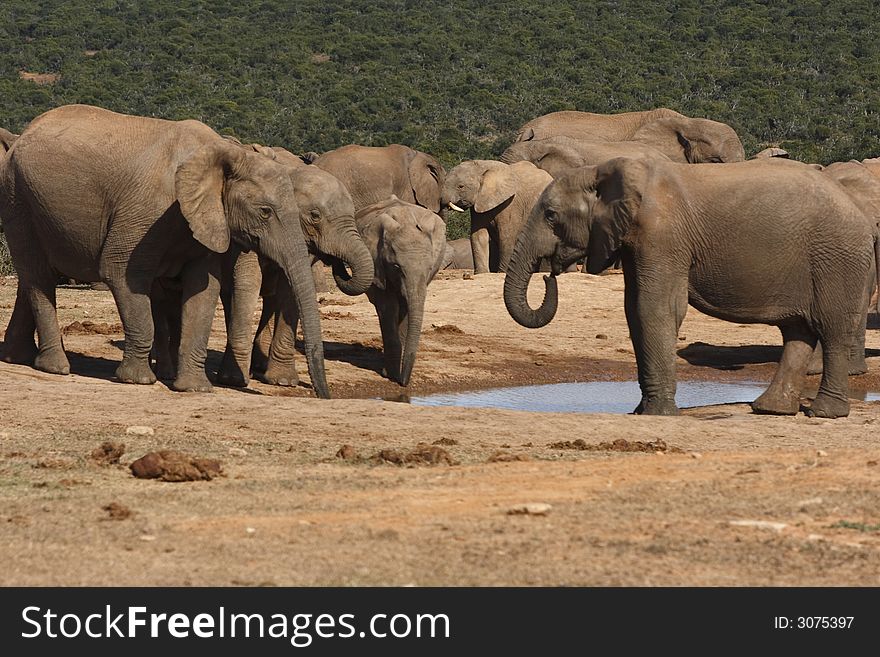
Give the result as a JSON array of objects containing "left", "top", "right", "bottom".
[
  {"left": 431, "top": 324, "right": 464, "bottom": 335},
  {"left": 322, "top": 310, "right": 354, "bottom": 319},
  {"left": 548, "top": 438, "right": 683, "bottom": 453},
  {"left": 319, "top": 296, "right": 357, "bottom": 306},
  {"left": 90, "top": 441, "right": 125, "bottom": 465},
  {"left": 33, "top": 457, "right": 76, "bottom": 469},
  {"left": 130, "top": 450, "right": 223, "bottom": 482},
  {"left": 62, "top": 320, "right": 123, "bottom": 335},
  {"left": 372, "top": 444, "right": 455, "bottom": 466},
  {"left": 336, "top": 444, "right": 358, "bottom": 460},
  {"left": 487, "top": 451, "right": 531, "bottom": 463},
  {"left": 102, "top": 502, "right": 133, "bottom": 521},
  {"left": 433, "top": 437, "right": 458, "bottom": 446}
]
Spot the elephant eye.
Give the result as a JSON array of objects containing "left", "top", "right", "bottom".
[
  {"left": 259, "top": 206, "right": 273, "bottom": 219},
  {"left": 545, "top": 209, "right": 557, "bottom": 224}
]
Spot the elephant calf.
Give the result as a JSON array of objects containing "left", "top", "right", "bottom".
[
  {"left": 357, "top": 196, "right": 446, "bottom": 386},
  {"left": 504, "top": 157, "right": 877, "bottom": 419}
]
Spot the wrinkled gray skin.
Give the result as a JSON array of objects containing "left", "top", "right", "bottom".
[
  {"left": 500, "top": 136, "right": 670, "bottom": 178},
  {"left": 313, "top": 144, "right": 446, "bottom": 214},
  {"left": 357, "top": 197, "right": 446, "bottom": 386},
  {"left": 441, "top": 160, "right": 553, "bottom": 273},
  {"left": 0, "top": 104, "right": 329, "bottom": 397},
  {"left": 515, "top": 109, "right": 745, "bottom": 164},
  {"left": 441, "top": 237, "right": 475, "bottom": 270},
  {"left": 504, "top": 157, "right": 876, "bottom": 419},
  {"left": 217, "top": 146, "right": 373, "bottom": 387}
]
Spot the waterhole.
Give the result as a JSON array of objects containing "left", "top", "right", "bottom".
[{"left": 408, "top": 381, "right": 880, "bottom": 414}]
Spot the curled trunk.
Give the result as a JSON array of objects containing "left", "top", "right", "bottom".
[
  {"left": 324, "top": 225, "right": 375, "bottom": 296},
  {"left": 503, "top": 223, "right": 560, "bottom": 328}
]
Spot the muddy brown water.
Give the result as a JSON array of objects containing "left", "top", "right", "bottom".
[{"left": 407, "top": 381, "right": 880, "bottom": 414}]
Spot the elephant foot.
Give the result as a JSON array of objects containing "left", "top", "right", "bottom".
[
  {"left": 1, "top": 339, "right": 39, "bottom": 365},
  {"left": 256, "top": 362, "right": 299, "bottom": 387},
  {"left": 633, "top": 396, "right": 679, "bottom": 416},
  {"left": 172, "top": 370, "right": 213, "bottom": 393},
  {"left": 34, "top": 348, "right": 71, "bottom": 375},
  {"left": 804, "top": 392, "right": 850, "bottom": 419},
  {"left": 847, "top": 357, "right": 868, "bottom": 376},
  {"left": 115, "top": 358, "right": 156, "bottom": 385},
  {"left": 751, "top": 388, "right": 800, "bottom": 416},
  {"left": 216, "top": 352, "right": 250, "bottom": 388}
]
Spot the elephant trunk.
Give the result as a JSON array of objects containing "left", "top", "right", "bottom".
[
  {"left": 399, "top": 280, "right": 426, "bottom": 387},
  {"left": 503, "top": 219, "right": 560, "bottom": 329},
  {"left": 324, "top": 226, "right": 375, "bottom": 296},
  {"left": 265, "top": 229, "right": 330, "bottom": 398}
]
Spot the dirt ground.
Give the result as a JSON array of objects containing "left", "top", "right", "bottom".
[{"left": 1, "top": 270, "right": 880, "bottom": 586}]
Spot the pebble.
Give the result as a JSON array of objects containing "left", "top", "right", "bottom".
[
  {"left": 688, "top": 452, "right": 702, "bottom": 459},
  {"left": 228, "top": 447, "right": 247, "bottom": 457},
  {"left": 139, "top": 534, "right": 157, "bottom": 542},
  {"left": 125, "top": 425, "right": 154, "bottom": 436},
  {"left": 507, "top": 503, "right": 552, "bottom": 516},
  {"left": 816, "top": 449, "right": 828, "bottom": 457},
  {"left": 245, "top": 527, "right": 256, "bottom": 535},
  {"left": 595, "top": 333, "right": 608, "bottom": 340}
]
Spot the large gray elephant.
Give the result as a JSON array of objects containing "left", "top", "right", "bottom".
[
  {"left": 500, "top": 136, "right": 670, "bottom": 178},
  {"left": 0, "top": 104, "right": 329, "bottom": 397},
  {"left": 216, "top": 144, "right": 374, "bottom": 387},
  {"left": 441, "top": 160, "right": 553, "bottom": 274},
  {"left": 514, "top": 109, "right": 745, "bottom": 163},
  {"left": 312, "top": 144, "right": 446, "bottom": 214},
  {"left": 504, "top": 157, "right": 877, "bottom": 419},
  {"left": 357, "top": 196, "right": 446, "bottom": 385}
]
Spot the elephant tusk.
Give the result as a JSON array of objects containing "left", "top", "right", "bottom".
[{"left": 448, "top": 202, "right": 466, "bottom": 213}]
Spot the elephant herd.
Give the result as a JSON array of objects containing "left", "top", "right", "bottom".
[{"left": 1, "top": 103, "right": 879, "bottom": 420}]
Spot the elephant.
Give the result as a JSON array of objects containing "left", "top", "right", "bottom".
[
  {"left": 500, "top": 136, "right": 670, "bottom": 178},
  {"left": 441, "top": 237, "right": 475, "bottom": 270},
  {"left": 357, "top": 196, "right": 446, "bottom": 385},
  {"left": 503, "top": 157, "right": 877, "bottom": 419},
  {"left": 0, "top": 104, "right": 329, "bottom": 397},
  {"left": 751, "top": 147, "right": 790, "bottom": 159},
  {"left": 441, "top": 160, "right": 553, "bottom": 274},
  {"left": 216, "top": 143, "right": 374, "bottom": 387},
  {"left": 514, "top": 109, "right": 745, "bottom": 164},
  {"left": 312, "top": 144, "right": 446, "bottom": 214}
]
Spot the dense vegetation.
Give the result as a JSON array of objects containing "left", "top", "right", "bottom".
[{"left": 1, "top": 0, "right": 880, "bottom": 250}]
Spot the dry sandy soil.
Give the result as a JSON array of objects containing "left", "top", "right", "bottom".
[{"left": 1, "top": 270, "right": 880, "bottom": 586}]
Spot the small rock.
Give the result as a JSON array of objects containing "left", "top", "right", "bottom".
[
  {"left": 534, "top": 360, "right": 544, "bottom": 366},
  {"left": 595, "top": 333, "right": 608, "bottom": 340},
  {"left": 139, "top": 534, "right": 157, "bottom": 542},
  {"left": 797, "top": 497, "right": 823, "bottom": 507},
  {"left": 507, "top": 503, "right": 552, "bottom": 516},
  {"left": 806, "top": 534, "right": 825, "bottom": 542},
  {"left": 688, "top": 451, "right": 702, "bottom": 459},
  {"left": 125, "top": 425, "right": 154, "bottom": 436},
  {"left": 102, "top": 502, "right": 133, "bottom": 521},
  {"left": 729, "top": 520, "right": 787, "bottom": 533},
  {"left": 91, "top": 441, "right": 125, "bottom": 465},
  {"left": 336, "top": 444, "right": 358, "bottom": 460},
  {"left": 228, "top": 447, "right": 247, "bottom": 457},
  {"left": 816, "top": 449, "right": 828, "bottom": 457},
  {"left": 463, "top": 272, "right": 473, "bottom": 280},
  {"left": 245, "top": 527, "right": 256, "bottom": 535}
]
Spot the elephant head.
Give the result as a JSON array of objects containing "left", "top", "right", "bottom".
[
  {"left": 504, "top": 157, "right": 648, "bottom": 328},
  {"left": 500, "top": 140, "right": 588, "bottom": 178},
  {"left": 632, "top": 117, "right": 745, "bottom": 163},
  {"left": 174, "top": 139, "right": 329, "bottom": 397},
  {"left": 358, "top": 197, "right": 446, "bottom": 386},
  {"left": 441, "top": 160, "right": 515, "bottom": 214}
]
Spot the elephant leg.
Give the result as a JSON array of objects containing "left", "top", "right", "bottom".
[
  {"left": 251, "top": 299, "right": 275, "bottom": 376},
  {"left": 149, "top": 281, "right": 180, "bottom": 381},
  {"left": 172, "top": 254, "right": 221, "bottom": 392},
  {"left": 1, "top": 287, "right": 38, "bottom": 364},
  {"left": 752, "top": 322, "right": 815, "bottom": 415},
  {"left": 370, "top": 289, "right": 402, "bottom": 381},
  {"left": 807, "top": 310, "right": 869, "bottom": 377},
  {"left": 260, "top": 279, "right": 300, "bottom": 387},
  {"left": 470, "top": 215, "right": 491, "bottom": 274},
  {"left": 624, "top": 259, "right": 686, "bottom": 415},
  {"left": 217, "top": 249, "right": 261, "bottom": 387},
  {"left": 807, "top": 326, "right": 856, "bottom": 419},
  {"left": 2, "top": 218, "right": 69, "bottom": 374},
  {"left": 105, "top": 279, "right": 156, "bottom": 384}
]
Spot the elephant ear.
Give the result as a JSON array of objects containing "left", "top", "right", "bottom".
[
  {"left": 358, "top": 210, "right": 400, "bottom": 290},
  {"left": 474, "top": 165, "right": 517, "bottom": 213},
  {"left": 584, "top": 158, "right": 645, "bottom": 274},
  {"left": 632, "top": 118, "right": 692, "bottom": 163},
  {"left": 175, "top": 140, "right": 241, "bottom": 253},
  {"left": 409, "top": 151, "right": 445, "bottom": 213}
]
